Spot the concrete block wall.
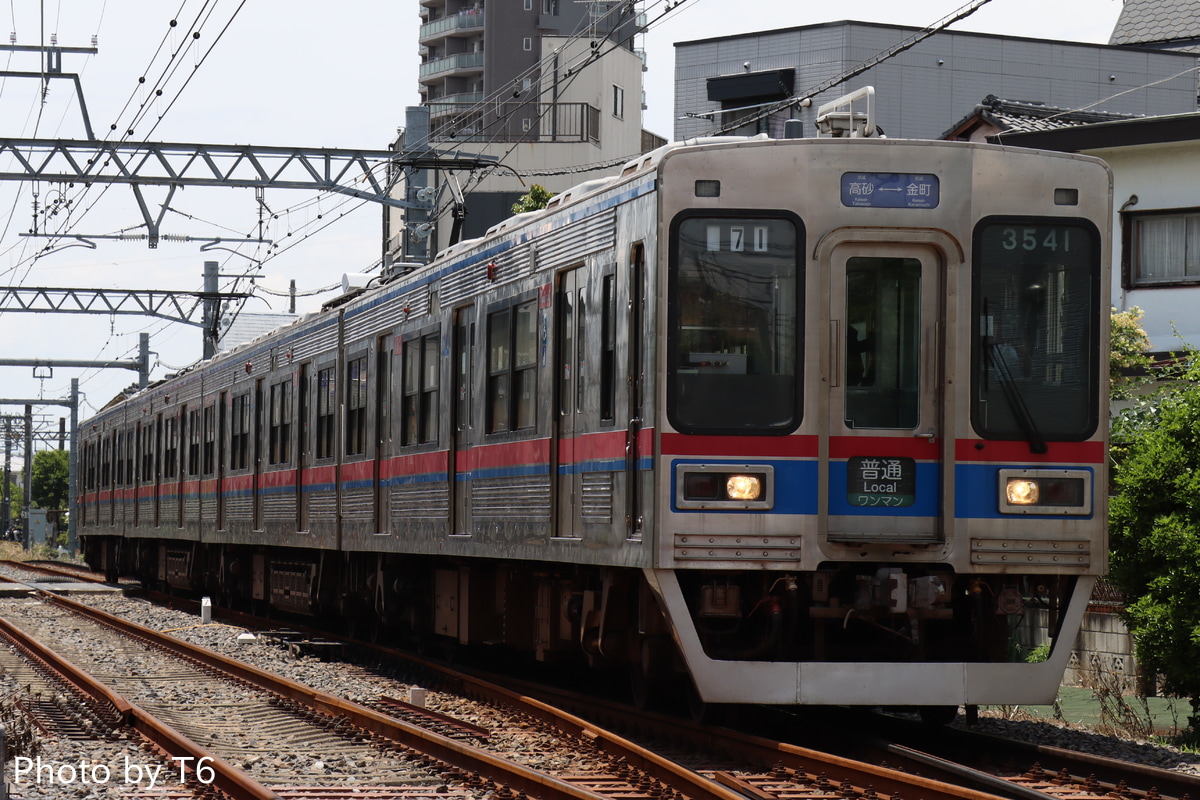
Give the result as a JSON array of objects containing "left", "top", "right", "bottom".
[{"left": 1021, "top": 606, "right": 1140, "bottom": 692}]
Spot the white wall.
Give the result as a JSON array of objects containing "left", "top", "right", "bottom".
[{"left": 1092, "top": 140, "right": 1200, "bottom": 351}]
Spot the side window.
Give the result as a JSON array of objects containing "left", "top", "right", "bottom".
[
  {"left": 124, "top": 428, "right": 134, "bottom": 483},
  {"left": 202, "top": 406, "right": 216, "bottom": 475},
  {"left": 115, "top": 432, "right": 125, "bottom": 485},
  {"left": 269, "top": 380, "right": 293, "bottom": 464},
  {"left": 346, "top": 356, "right": 368, "bottom": 456},
  {"left": 487, "top": 300, "right": 538, "bottom": 434},
  {"left": 187, "top": 409, "right": 200, "bottom": 476},
  {"left": 601, "top": 274, "right": 616, "bottom": 424},
  {"left": 316, "top": 366, "right": 336, "bottom": 459},
  {"left": 403, "top": 332, "right": 441, "bottom": 445},
  {"left": 163, "top": 414, "right": 178, "bottom": 480},
  {"left": 231, "top": 393, "right": 251, "bottom": 470},
  {"left": 487, "top": 309, "right": 511, "bottom": 433},
  {"left": 140, "top": 423, "right": 154, "bottom": 482},
  {"left": 101, "top": 435, "right": 111, "bottom": 488}
]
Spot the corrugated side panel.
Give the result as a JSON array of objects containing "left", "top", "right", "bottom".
[
  {"left": 472, "top": 476, "right": 551, "bottom": 520},
  {"left": 389, "top": 483, "right": 450, "bottom": 522}
]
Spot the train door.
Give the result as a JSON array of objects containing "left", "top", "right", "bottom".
[
  {"left": 217, "top": 391, "right": 227, "bottom": 531},
  {"left": 826, "top": 242, "right": 945, "bottom": 543},
  {"left": 374, "top": 334, "right": 392, "bottom": 534},
  {"left": 295, "top": 364, "right": 309, "bottom": 531},
  {"left": 451, "top": 306, "right": 474, "bottom": 536},
  {"left": 626, "top": 244, "right": 645, "bottom": 539},
  {"left": 556, "top": 268, "right": 586, "bottom": 539},
  {"left": 154, "top": 414, "right": 163, "bottom": 527},
  {"left": 253, "top": 379, "right": 264, "bottom": 531}
]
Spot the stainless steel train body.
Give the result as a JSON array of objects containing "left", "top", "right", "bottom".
[{"left": 78, "top": 134, "right": 1112, "bottom": 710}]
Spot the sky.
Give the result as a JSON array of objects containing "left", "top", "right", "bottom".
[{"left": 0, "top": 0, "right": 1128, "bottom": 465}]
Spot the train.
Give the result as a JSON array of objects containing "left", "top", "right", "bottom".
[{"left": 77, "top": 96, "right": 1112, "bottom": 720}]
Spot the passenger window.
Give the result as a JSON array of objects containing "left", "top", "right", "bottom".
[
  {"left": 487, "top": 300, "right": 538, "bottom": 433},
  {"left": 402, "top": 332, "right": 441, "bottom": 445},
  {"left": 269, "top": 380, "right": 293, "bottom": 464},
  {"left": 315, "top": 367, "right": 336, "bottom": 459},
  {"left": 346, "top": 356, "right": 368, "bottom": 456},
  {"left": 843, "top": 257, "right": 921, "bottom": 429}
]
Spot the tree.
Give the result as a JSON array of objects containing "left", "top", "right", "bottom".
[
  {"left": 31, "top": 449, "right": 69, "bottom": 510},
  {"left": 1108, "top": 335, "right": 1200, "bottom": 736},
  {"left": 510, "top": 184, "right": 555, "bottom": 215},
  {"left": 1110, "top": 306, "right": 1153, "bottom": 403}
]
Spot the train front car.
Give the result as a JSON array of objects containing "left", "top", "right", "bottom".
[{"left": 648, "top": 136, "right": 1111, "bottom": 711}]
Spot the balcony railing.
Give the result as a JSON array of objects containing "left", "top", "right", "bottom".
[
  {"left": 429, "top": 101, "right": 600, "bottom": 145},
  {"left": 419, "top": 10, "right": 484, "bottom": 42},
  {"left": 419, "top": 51, "right": 484, "bottom": 80},
  {"left": 428, "top": 92, "right": 484, "bottom": 110}
]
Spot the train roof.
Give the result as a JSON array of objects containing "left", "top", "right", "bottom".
[{"left": 83, "top": 131, "right": 1108, "bottom": 429}]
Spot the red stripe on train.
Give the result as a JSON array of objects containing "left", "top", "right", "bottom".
[
  {"left": 829, "top": 435, "right": 940, "bottom": 460},
  {"left": 382, "top": 451, "right": 448, "bottom": 479},
  {"left": 463, "top": 438, "right": 550, "bottom": 470},
  {"left": 954, "top": 439, "right": 1104, "bottom": 464},
  {"left": 660, "top": 433, "right": 819, "bottom": 458}
]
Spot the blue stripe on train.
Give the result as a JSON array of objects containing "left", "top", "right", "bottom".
[
  {"left": 954, "top": 463, "right": 1095, "bottom": 520},
  {"left": 670, "top": 459, "right": 819, "bottom": 515}
]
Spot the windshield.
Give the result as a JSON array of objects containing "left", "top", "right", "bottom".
[
  {"left": 972, "top": 220, "right": 1100, "bottom": 441},
  {"left": 668, "top": 214, "right": 801, "bottom": 433}
]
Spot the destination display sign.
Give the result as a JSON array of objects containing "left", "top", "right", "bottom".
[
  {"left": 847, "top": 456, "right": 916, "bottom": 507},
  {"left": 841, "top": 172, "right": 940, "bottom": 209}
]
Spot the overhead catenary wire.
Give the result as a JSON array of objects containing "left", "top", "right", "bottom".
[{"left": 7, "top": 0, "right": 252, "bottom": 279}]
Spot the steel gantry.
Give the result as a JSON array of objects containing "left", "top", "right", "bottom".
[
  {"left": 0, "top": 284, "right": 246, "bottom": 327},
  {"left": 0, "top": 138, "right": 499, "bottom": 247}
]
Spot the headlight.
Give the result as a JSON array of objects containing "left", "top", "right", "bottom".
[
  {"left": 726, "top": 474, "right": 762, "bottom": 501},
  {"left": 676, "top": 464, "right": 773, "bottom": 510},
  {"left": 998, "top": 469, "right": 1091, "bottom": 515},
  {"left": 1006, "top": 478, "right": 1039, "bottom": 505}
]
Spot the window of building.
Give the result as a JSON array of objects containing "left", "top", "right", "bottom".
[
  {"left": 346, "top": 356, "right": 368, "bottom": 456},
  {"left": 613, "top": 84, "right": 624, "bottom": 119},
  {"left": 525, "top": 0, "right": 532, "bottom": 9},
  {"left": 403, "top": 332, "right": 441, "bottom": 445},
  {"left": 523, "top": 37, "right": 532, "bottom": 51},
  {"left": 542, "top": 0, "right": 558, "bottom": 13},
  {"left": 316, "top": 366, "right": 336, "bottom": 459},
  {"left": 487, "top": 300, "right": 538, "bottom": 433},
  {"left": 269, "top": 380, "right": 292, "bottom": 464},
  {"left": 1128, "top": 209, "right": 1200, "bottom": 286}
]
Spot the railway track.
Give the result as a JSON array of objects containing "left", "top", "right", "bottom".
[
  {"left": 0, "top": 591, "right": 604, "bottom": 799},
  {"left": 0, "top": 574, "right": 994, "bottom": 800},
  {"left": 5, "top": 565, "right": 1196, "bottom": 800},
  {"left": 852, "top": 716, "right": 1200, "bottom": 800}
]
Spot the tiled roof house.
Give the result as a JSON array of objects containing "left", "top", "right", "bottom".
[
  {"left": 1109, "top": 0, "right": 1200, "bottom": 50},
  {"left": 941, "top": 95, "right": 1141, "bottom": 141}
]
